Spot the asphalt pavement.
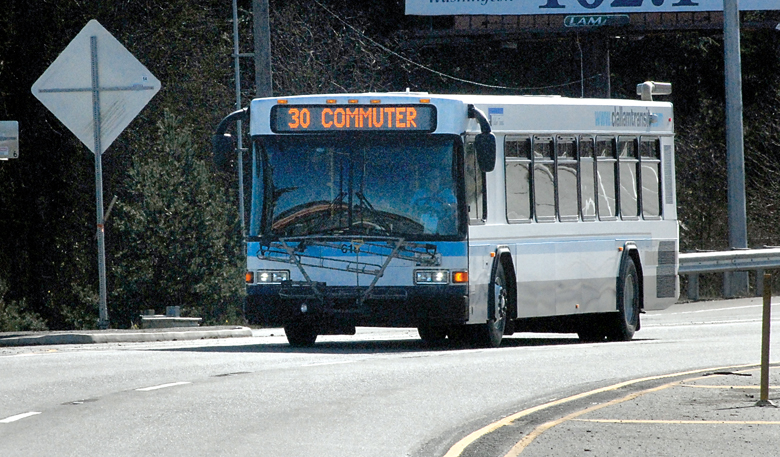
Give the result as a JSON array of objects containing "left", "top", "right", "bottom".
[{"left": 2, "top": 323, "right": 778, "bottom": 457}]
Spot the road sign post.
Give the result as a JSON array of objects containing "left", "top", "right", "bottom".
[
  {"left": 32, "top": 20, "right": 160, "bottom": 329},
  {"left": 90, "top": 35, "right": 109, "bottom": 329},
  {"left": 756, "top": 273, "right": 775, "bottom": 407}
]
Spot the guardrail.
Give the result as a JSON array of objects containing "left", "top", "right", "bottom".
[{"left": 679, "top": 248, "right": 780, "bottom": 300}]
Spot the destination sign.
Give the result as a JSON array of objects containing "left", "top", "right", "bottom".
[{"left": 271, "top": 105, "right": 437, "bottom": 133}]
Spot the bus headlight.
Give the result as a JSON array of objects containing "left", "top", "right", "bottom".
[
  {"left": 415, "top": 269, "right": 450, "bottom": 285},
  {"left": 250, "top": 270, "right": 290, "bottom": 284}
]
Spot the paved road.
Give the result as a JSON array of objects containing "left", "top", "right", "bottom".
[{"left": 0, "top": 298, "right": 777, "bottom": 457}]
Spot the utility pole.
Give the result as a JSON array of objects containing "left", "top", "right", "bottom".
[
  {"left": 227, "top": 1, "right": 272, "bottom": 238},
  {"left": 253, "top": 0, "right": 273, "bottom": 98},
  {"left": 232, "top": 0, "right": 246, "bottom": 238},
  {"left": 723, "top": 0, "right": 749, "bottom": 297}
]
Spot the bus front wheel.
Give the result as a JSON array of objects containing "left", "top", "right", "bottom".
[
  {"left": 474, "top": 262, "right": 508, "bottom": 348},
  {"left": 284, "top": 321, "right": 318, "bottom": 347}
]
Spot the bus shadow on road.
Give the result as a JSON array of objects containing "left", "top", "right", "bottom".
[{"left": 154, "top": 334, "right": 589, "bottom": 354}]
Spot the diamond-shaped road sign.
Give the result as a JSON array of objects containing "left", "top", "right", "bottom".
[
  {"left": 31, "top": 19, "right": 161, "bottom": 329},
  {"left": 31, "top": 19, "right": 160, "bottom": 154}
]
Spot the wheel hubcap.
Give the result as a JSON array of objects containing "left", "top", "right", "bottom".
[
  {"left": 494, "top": 280, "right": 507, "bottom": 322},
  {"left": 624, "top": 275, "right": 636, "bottom": 324}
]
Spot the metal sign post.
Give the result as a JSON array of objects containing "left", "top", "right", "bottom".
[
  {"left": 90, "top": 35, "right": 109, "bottom": 329},
  {"left": 756, "top": 272, "right": 775, "bottom": 407},
  {"left": 32, "top": 20, "right": 160, "bottom": 329}
]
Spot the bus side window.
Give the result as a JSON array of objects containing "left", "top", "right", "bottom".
[
  {"left": 579, "top": 136, "right": 597, "bottom": 221},
  {"left": 505, "top": 135, "right": 532, "bottom": 222},
  {"left": 533, "top": 136, "right": 556, "bottom": 222},
  {"left": 465, "top": 136, "right": 486, "bottom": 222},
  {"left": 596, "top": 136, "right": 617, "bottom": 220},
  {"left": 556, "top": 136, "right": 578, "bottom": 222},
  {"left": 640, "top": 137, "right": 662, "bottom": 218},
  {"left": 618, "top": 136, "right": 639, "bottom": 219}
]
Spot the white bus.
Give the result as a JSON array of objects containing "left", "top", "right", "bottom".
[{"left": 214, "top": 82, "right": 678, "bottom": 347}]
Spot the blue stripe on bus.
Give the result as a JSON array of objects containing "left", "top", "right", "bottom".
[{"left": 247, "top": 240, "right": 467, "bottom": 258}]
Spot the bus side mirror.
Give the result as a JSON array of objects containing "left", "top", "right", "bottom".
[
  {"left": 212, "top": 133, "right": 235, "bottom": 170},
  {"left": 475, "top": 132, "right": 496, "bottom": 173}
]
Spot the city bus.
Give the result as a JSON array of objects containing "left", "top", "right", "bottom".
[{"left": 213, "top": 82, "right": 678, "bottom": 347}]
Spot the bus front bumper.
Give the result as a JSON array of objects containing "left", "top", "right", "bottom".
[{"left": 245, "top": 283, "right": 469, "bottom": 328}]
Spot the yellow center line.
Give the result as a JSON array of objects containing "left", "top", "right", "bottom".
[
  {"left": 441, "top": 363, "right": 763, "bottom": 457},
  {"left": 574, "top": 419, "right": 780, "bottom": 425},
  {"left": 503, "top": 380, "right": 681, "bottom": 457},
  {"left": 681, "top": 384, "right": 780, "bottom": 389},
  {"left": 504, "top": 370, "right": 779, "bottom": 456}
]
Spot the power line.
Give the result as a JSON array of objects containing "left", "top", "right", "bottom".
[{"left": 311, "top": 0, "right": 601, "bottom": 93}]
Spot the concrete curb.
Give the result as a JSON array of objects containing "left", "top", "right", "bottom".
[{"left": 0, "top": 326, "right": 253, "bottom": 347}]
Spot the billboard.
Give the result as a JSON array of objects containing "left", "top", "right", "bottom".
[{"left": 406, "top": 0, "right": 780, "bottom": 16}]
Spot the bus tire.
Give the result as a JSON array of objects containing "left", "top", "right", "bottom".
[
  {"left": 474, "top": 261, "right": 508, "bottom": 348},
  {"left": 608, "top": 257, "right": 640, "bottom": 341},
  {"left": 284, "top": 321, "right": 318, "bottom": 347},
  {"left": 418, "top": 325, "right": 447, "bottom": 345}
]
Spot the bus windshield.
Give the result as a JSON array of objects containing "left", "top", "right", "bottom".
[{"left": 251, "top": 135, "right": 462, "bottom": 239}]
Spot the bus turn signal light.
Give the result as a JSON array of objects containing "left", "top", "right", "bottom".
[{"left": 452, "top": 271, "right": 469, "bottom": 283}]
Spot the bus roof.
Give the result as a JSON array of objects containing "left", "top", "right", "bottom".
[{"left": 249, "top": 92, "right": 674, "bottom": 136}]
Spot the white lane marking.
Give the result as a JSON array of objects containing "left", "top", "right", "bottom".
[
  {"left": 645, "top": 318, "right": 780, "bottom": 328},
  {"left": 1, "top": 412, "right": 42, "bottom": 423},
  {"left": 661, "top": 304, "right": 780, "bottom": 316},
  {"left": 135, "top": 381, "right": 191, "bottom": 392},
  {"left": 302, "top": 360, "right": 357, "bottom": 367}
]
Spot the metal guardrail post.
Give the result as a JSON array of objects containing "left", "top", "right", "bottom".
[
  {"left": 687, "top": 274, "right": 700, "bottom": 301},
  {"left": 755, "top": 269, "right": 765, "bottom": 298}
]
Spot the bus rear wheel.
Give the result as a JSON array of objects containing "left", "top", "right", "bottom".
[
  {"left": 284, "top": 321, "right": 318, "bottom": 347},
  {"left": 607, "top": 258, "right": 640, "bottom": 341}
]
